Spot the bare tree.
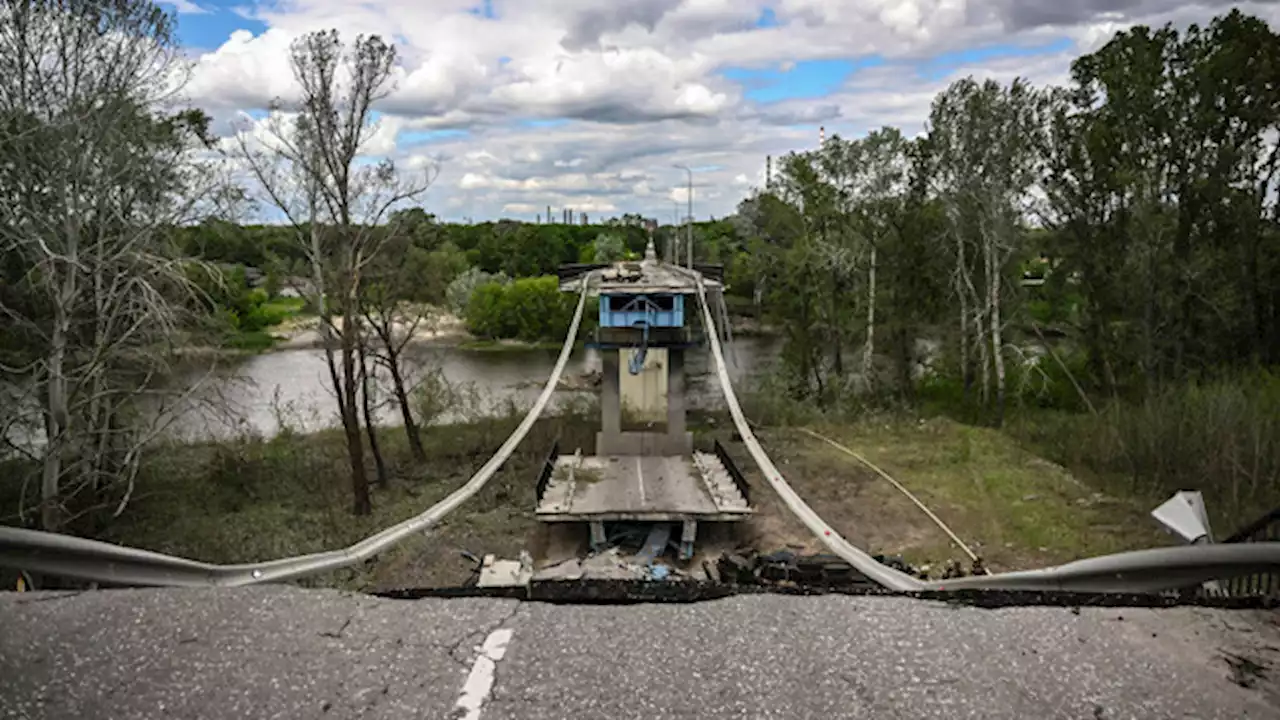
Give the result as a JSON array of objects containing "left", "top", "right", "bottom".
[
  {"left": 232, "top": 30, "right": 430, "bottom": 514},
  {"left": 0, "top": 0, "right": 225, "bottom": 531}
]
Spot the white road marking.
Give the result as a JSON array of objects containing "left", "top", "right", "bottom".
[
  {"left": 634, "top": 456, "right": 647, "bottom": 504},
  {"left": 454, "top": 628, "right": 514, "bottom": 720}
]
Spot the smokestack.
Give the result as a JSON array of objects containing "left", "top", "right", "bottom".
[
  {"left": 819, "top": 126, "right": 825, "bottom": 146},
  {"left": 547, "top": 205, "right": 551, "bottom": 223}
]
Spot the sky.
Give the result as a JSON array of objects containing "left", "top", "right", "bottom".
[{"left": 168, "top": 0, "right": 1280, "bottom": 224}]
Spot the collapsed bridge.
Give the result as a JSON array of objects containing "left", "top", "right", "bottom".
[{"left": 1, "top": 239, "right": 1279, "bottom": 597}]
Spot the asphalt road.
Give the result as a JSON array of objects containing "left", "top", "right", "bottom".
[{"left": 1, "top": 587, "right": 1277, "bottom": 719}]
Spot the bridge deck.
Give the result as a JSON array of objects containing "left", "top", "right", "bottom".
[{"left": 536, "top": 453, "right": 751, "bottom": 521}]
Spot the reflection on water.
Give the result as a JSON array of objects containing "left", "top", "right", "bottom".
[{"left": 169, "top": 337, "right": 782, "bottom": 441}]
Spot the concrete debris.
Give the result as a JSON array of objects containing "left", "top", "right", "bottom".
[
  {"left": 533, "top": 557, "right": 585, "bottom": 582},
  {"left": 534, "top": 547, "right": 688, "bottom": 583},
  {"left": 716, "top": 548, "right": 983, "bottom": 589},
  {"left": 477, "top": 551, "right": 534, "bottom": 588},
  {"left": 534, "top": 548, "right": 643, "bottom": 582}
]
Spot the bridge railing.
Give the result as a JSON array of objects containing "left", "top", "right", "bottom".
[
  {"left": 535, "top": 441, "right": 559, "bottom": 505},
  {"left": 713, "top": 439, "right": 751, "bottom": 506},
  {"left": 1219, "top": 507, "right": 1280, "bottom": 598}
]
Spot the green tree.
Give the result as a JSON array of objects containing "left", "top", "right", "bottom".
[
  {"left": 591, "top": 232, "right": 626, "bottom": 262},
  {"left": 929, "top": 76, "right": 1046, "bottom": 425}
]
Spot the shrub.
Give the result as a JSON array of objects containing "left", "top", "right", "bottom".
[
  {"left": 447, "top": 267, "right": 510, "bottom": 316},
  {"left": 464, "top": 275, "right": 577, "bottom": 342},
  {"left": 1011, "top": 370, "right": 1280, "bottom": 532}
]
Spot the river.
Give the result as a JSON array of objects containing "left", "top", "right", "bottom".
[{"left": 167, "top": 336, "right": 783, "bottom": 441}]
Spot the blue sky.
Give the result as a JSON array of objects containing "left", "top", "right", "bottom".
[
  {"left": 166, "top": 1, "right": 266, "bottom": 52},
  {"left": 171, "top": 0, "right": 1264, "bottom": 222}
]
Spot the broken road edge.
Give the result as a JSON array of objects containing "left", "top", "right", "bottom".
[{"left": 375, "top": 579, "right": 1280, "bottom": 610}]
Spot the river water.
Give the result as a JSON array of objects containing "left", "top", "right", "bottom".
[{"left": 168, "top": 336, "right": 783, "bottom": 441}]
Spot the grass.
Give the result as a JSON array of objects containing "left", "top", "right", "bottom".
[
  {"left": 807, "top": 417, "right": 1167, "bottom": 569},
  {"left": 11, "top": 366, "right": 1238, "bottom": 589},
  {"left": 223, "top": 329, "right": 279, "bottom": 352},
  {"left": 1004, "top": 370, "right": 1280, "bottom": 539},
  {"left": 97, "top": 410, "right": 599, "bottom": 591},
  {"left": 703, "top": 414, "right": 1167, "bottom": 574},
  {"left": 220, "top": 296, "right": 309, "bottom": 353},
  {"left": 9, "top": 405, "right": 1173, "bottom": 588},
  {"left": 261, "top": 296, "right": 307, "bottom": 316}
]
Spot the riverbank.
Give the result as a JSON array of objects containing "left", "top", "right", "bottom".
[
  {"left": 63, "top": 408, "right": 1168, "bottom": 591},
  {"left": 191, "top": 301, "right": 780, "bottom": 357}
]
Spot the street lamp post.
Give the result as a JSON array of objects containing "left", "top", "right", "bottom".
[
  {"left": 673, "top": 164, "right": 693, "bottom": 269},
  {"left": 671, "top": 200, "right": 680, "bottom": 263}
]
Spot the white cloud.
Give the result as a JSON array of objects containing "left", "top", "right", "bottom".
[
  {"left": 162, "top": 0, "right": 210, "bottom": 15},
  {"left": 181, "top": 0, "right": 1275, "bottom": 222}
]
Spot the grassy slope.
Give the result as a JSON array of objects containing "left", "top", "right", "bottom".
[
  {"left": 101, "top": 412, "right": 596, "bottom": 591},
  {"left": 702, "top": 416, "right": 1166, "bottom": 573},
  {"left": 53, "top": 409, "right": 1169, "bottom": 590},
  {"left": 794, "top": 418, "right": 1168, "bottom": 570}
]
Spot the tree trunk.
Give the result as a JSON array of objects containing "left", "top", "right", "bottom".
[
  {"left": 41, "top": 337, "right": 66, "bottom": 532},
  {"left": 358, "top": 334, "right": 388, "bottom": 487},
  {"left": 831, "top": 269, "right": 844, "bottom": 379},
  {"left": 988, "top": 237, "right": 1006, "bottom": 428},
  {"left": 977, "top": 305, "right": 990, "bottom": 408},
  {"left": 386, "top": 352, "right": 426, "bottom": 462},
  {"left": 41, "top": 266, "right": 75, "bottom": 532},
  {"left": 340, "top": 304, "right": 371, "bottom": 515},
  {"left": 862, "top": 244, "right": 877, "bottom": 391},
  {"left": 956, "top": 234, "right": 972, "bottom": 401}
]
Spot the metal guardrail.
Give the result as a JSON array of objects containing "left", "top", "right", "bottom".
[
  {"left": 1221, "top": 506, "right": 1280, "bottom": 598},
  {"left": 693, "top": 275, "right": 1280, "bottom": 596},
  {"left": 695, "top": 277, "right": 926, "bottom": 592},
  {"left": 924, "top": 543, "right": 1280, "bottom": 594},
  {"left": 535, "top": 441, "right": 560, "bottom": 505},
  {"left": 0, "top": 274, "right": 597, "bottom": 588},
  {"left": 713, "top": 439, "right": 751, "bottom": 505}
]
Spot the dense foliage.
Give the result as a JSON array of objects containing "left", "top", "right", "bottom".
[
  {"left": 464, "top": 276, "right": 581, "bottom": 342},
  {"left": 733, "top": 10, "right": 1279, "bottom": 413},
  {"left": 727, "top": 9, "right": 1280, "bottom": 522},
  {"left": 178, "top": 212, "right": 655, "bottom": 280}
]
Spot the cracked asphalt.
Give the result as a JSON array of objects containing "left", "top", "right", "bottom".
[{"left": 1, "top": 587, "right": 1277, "bottom": 719}]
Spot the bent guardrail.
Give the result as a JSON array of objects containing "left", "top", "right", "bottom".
[
  {"left": 693, "top": 272, "right": 1280, "bottom": 597},
  {"left": 0, "top": 274, "right": 596, "bottom": 589}
]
